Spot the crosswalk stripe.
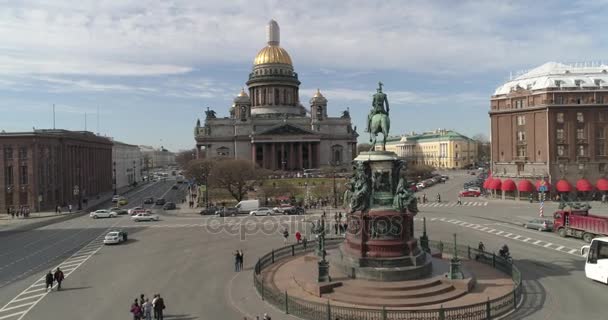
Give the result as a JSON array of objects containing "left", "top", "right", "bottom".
[
  {"left": 544, "top": 243, "right": 553, "bottom": 248},
  {"left": 533, "top": 240, "right": 542, "bottom": 245},
  {"left": 556, "top": 246, "right": 564, "bottom": 251},
  {"left": 487, "top": 229, "right": 496, "bottom": 233},
  {"left": 569, "top": 249, "right": 578, "bottom": 254}
]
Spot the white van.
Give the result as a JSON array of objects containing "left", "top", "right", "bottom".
[
  {"left": 581, "top": 237, "right": 608, "bottom": 284},
  {"left": 235, "top": 199, "right": 260, "bottom": 214}
]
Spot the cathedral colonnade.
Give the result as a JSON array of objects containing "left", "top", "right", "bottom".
[{"left": 251, "top": 141, "right": 320, "bottom": 171}]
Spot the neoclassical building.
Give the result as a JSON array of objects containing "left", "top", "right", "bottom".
[{"left": 194, "top": 20, "right": 357, "bottom": 170}]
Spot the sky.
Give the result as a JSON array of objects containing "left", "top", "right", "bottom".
[{"left": 1, "top": 0, "right": 606, "bottom": 151}]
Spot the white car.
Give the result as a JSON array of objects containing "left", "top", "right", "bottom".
[
  {"left": 103, "top": 230, "right": 128, "bottom": 245},
  {"left": 249, "top": 207, "right": 273, "bottom": 216},
  {"left": 90, "top": 209, "right": 117, "bottom": 219},
  {"left": 131, "top": 212, "right": 160, "bottom": 222},
  {"left": 111, "top": 195, "right": 121, "bottom": 203},
  {"left": 128, "top": 207, "right": 144, "bottom": 215}
]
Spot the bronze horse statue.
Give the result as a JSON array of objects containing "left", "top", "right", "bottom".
[{"left": 366, "top": 82, "right": 390, "bottom": 151}]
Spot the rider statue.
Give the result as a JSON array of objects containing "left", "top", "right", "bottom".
[{"left": 365, "top": 82, "right": 390, "bottom": 133}]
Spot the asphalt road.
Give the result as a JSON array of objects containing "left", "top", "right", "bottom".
[{"left": 0, "top": 172, "right": 606, "bottom": 320}]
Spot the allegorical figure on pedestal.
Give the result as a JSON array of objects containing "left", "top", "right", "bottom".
[
  {"left": 348, "top": 161, "right": 371, "bottom": 213},
  {"left": 393, "top": 177, "right": 419, "bottom": 215}
]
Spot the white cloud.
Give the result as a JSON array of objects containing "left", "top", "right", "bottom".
[
  {"left": 300, "top": 88, "right": 486, "bottom": 106},
  {"left": 0, "top": 0, "right": 604, "bottom": 76}
]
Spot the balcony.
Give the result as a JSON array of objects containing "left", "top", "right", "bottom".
[
  {"left": 576, "top": 155, "right": 590, "bottom": 162},
  {"left": 516, "top": 140, "right": 527, "bottom": 146},
  {"left": 576, "top": 138, "right": 588, "bottom": 144},
  {"left": 514, "top": 156, "right": 528, "bottom": 161}
]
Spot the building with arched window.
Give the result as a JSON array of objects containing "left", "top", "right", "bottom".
[{"left": 194, "top": 20, "right": 357, "bottom": 171}]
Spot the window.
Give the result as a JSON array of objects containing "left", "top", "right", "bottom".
[
  {"left": 557, "top": 145, "right": 566, "bottom": 156},
  {"left": 575, "top": 80, "right": 582, "bottom": 87},
  {"left": 517, "top": 115, "right": 526, "bottom": 126},
  {"left": 18, "top": 147, "right": 27, "bottom": 159},
  {"left": 514, "top": 100, "right": 524, "bottom": 109},
  {"left": 517, "top": 163, "right": 525, "bottom": 173},
  {"left": 216, "top": 147, "right": 230, "bottom": 157},
  {"left": 517, "top": 131, "right": 526, "bottom": 141},
  {"left": 3, "top": 147, "right": 13, "bottom": 160},
  {"left": 577, "top": 112, "right": 584, "bottom": 123},
  {"left": 331, "top": 145, "right": 343, "bottom": 165},
  {"left": 19, "top": 165, "right": 28, "bottom": 185},
  {"left": 598, "top": 241, "right": 608, "bottom": 260},
  {"left": 600, "top": 163, "right": 606, "bottom": 172},
  {"left": 4, "top": 166, "right": 13, "bottom": 186},
  {"left": 598, "top": 96, "right": 605, "bottom": 104},
  {"left": 556, "top": 128, "right": 564, "bottom": 140},
  {"left": 556, "top": 96, "right": 564, "bottom": 104},
  {"left": 578, "top": 145, "right": 586, "bottom": 156},
  {"left": 577, "top": 128, "right": 585, "bottom": 140},
  {"left": 517, "top": 145, "right": 527, "bottom": 157},
  {"left": 556, "top": 112, "right": 564, "bottom": 123},
  {"left": 576, "top": 97, "right": 582, "bottom": 104},
  {"left": 597, "top": 126, "right": 608, "bottom": 156}
]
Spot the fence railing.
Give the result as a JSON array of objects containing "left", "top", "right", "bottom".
[{"left": 254, "top": 238, "right": 522, "bottom": 320}]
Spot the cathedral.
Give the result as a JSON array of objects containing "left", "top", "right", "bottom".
[{"left": 194, "top": 20, "right": 358, "bottom": 171}]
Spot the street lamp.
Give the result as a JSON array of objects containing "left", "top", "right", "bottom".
[
  {"left": 330, "top": 160, "right": 340, "bottom": 208},
  {"left": 112, "top": 161, "right": 117, "bottom": 195}
]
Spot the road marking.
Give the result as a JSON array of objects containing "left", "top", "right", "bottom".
[
  {"left": 522, "top": 238, "right": 531, "bottom": 242},
  {"left": 0, "top": 311, "right": 25, "bottom": 320},
  {"left": 496, "top": 231, "right": 504, "bottom": 235},
  {"left": 0, "top": 302, "right": 33, "bottom": 313},
  {"left": 504, "top": 233, "right": 513, "bottom": 237},
  {"left": 544, "top": 243, "right": 553, "bottom": 248},
  {"left": 533, "top": 240, "right": 542, "bottom": 245},
  {"left": 569, "top": 249, "right": 578, "bottom": 254},
  {"left": 430, "top": 218, "right": 437, "bottom": 221},
  {"left": 513, "top": 235, "right": 521, "bottom": 240},
  {"left": 555, "top": 246, "right": 564, "bottom": 251},
  {"left": 12, "top": 293, "right": 45, "bottom": 303}
]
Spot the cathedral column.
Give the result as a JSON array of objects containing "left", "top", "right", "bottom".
[
  {"left": 298, "top": 143, "right": 303, "bottom": 170},
  {"left": 315, "top": 143, "right": 321, "bottom": 168},
  {"left": 307, "top": 143, "right": 312, "bottom": 169},
  {"left": 280, "top": 143, "right": 286, "bottom": 170},
  {"left": 271, "top": 143, "right": 276, "bottom": 170},
  {"left": 289, "top": 143, "right": 295, "bottom": 171}
]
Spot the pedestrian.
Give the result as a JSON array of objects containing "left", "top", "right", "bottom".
[
  {"left": 154, "top": 294, "right": 165, "bottom": 320},
  {"left": 139, "top": 293, "right": 146, "bottom": 307},
  {"left": 45, "top": 270, "right": 54, "bottom": 291},
  {"left": 334, "top": 212, "right": 338, "bottom": 223},
  {"left": 263, "top": 313, "right": 271, "bottom": 320},
  {"left": 54, "top": 267, "right": 64, "bottom": 290},
  {"left": 130, "top": 299, "right": 142, "bottom": 320},
  {"left": 295, "top": 231, "right": 302, "bottom": 243},
  {"left": 25, "top": 206, "right": 30, "bottom": 218},
  {"left": 302, "top": 236, "right": 308, "bottom": 249},
  {"left": 234, "top": 250, "right": 240, "bottom": 272},
  {"left": 142, "top": 298, "right": 153, "bottom": 320},
  {"left": 457, "top": 196, "right": 462, "bottom": 205},
  {"left": 334, "top": 221, "right": 339, "bottom": 235},
  {"left": 338, "top": 212, "right": 342, "bottom": 221},
  {"left": 10, "top": 207, "right": 15, "bottom": 219},
  {"left": 282, "top": 228, "right": 289, "bottom": 244},
  {"left": 436, "top": 193, "right": 441, "bottom": 203},
  {"left": 68, "top": 204, "right": 72, "bottom": 213},
  {"left": 422, "top": 194, "right": 427, "bottom": 204},
  {"left": 152, "top": 295, "right": 159, "bottom": 320},
  {"left": 343, "top": 222, "right": 348, "bottom": 235},
  {"left": 238, "top": 250, "right": 244, "bottom": 270}
]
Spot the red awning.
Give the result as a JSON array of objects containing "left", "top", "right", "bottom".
[
  {"left": 517, "top": 180, "right": 535, "bottom": 192},
  {"left": 483, "top": 178, "right": 492, "bottom": 189},
  {"left": 597, "top": 178, "right": 608, "bottom": 191},
  {"left": 501, "top": 179, "right": 516, "bottom": 191},
  {"left": 535, "top": 179, "right": 551, "bottom": 191},
  {"left": 488, "top": 178, "right": 502, "bottom": 190},
  {"left": 555, "top": 179, "right": 572, "bottom": 192},
  {"left": 576, "top": 179, "right": 594, "bottom": 192}
]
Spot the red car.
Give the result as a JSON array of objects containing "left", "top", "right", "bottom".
[{"left": 459, "top": 190, "right": 481, "bottom": 197}]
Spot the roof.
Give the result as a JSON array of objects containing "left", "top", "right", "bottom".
[
  {"left": 494, "top": 62, "right": 608, "bottom": 96},
  {"left": 385, "top": 130, "right": 474, "bottom": 145}
]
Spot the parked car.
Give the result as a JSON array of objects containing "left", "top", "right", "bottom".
[
  {"left": 171, "top": 184, "right": 179, "bottom": 190},
  {"left": 272, "top": 204, "right": 294, "bottom": 214},
  {"left": 524, "top": 218, "right": 553, "bottom": 232},
  {"left": 217, "top": 207, "right": 239, "bottom": 217},
  {"left": 111, "top": 195, "right": 121, "bottom": 203},
  {"left": 110, "top": 207, "right": 128, "bottom": 215},
  {"left": 200, "top": 206, "right": 220, "bottom": 215},
  {"left": 283, "top": 206, "right": 305, "bottom": 215},
  {"left": 132, "top": 212, "right": 160, "bottom": 222},
  {"left": 163, "top": 202, "right": 176, "bottom": 210},
  {"left": 90, "top": 209, "right": 116, "bottom": 219},
  {"left": 143, "top": 197, "right": 154, "bottom": 204},
  {"left": 416, "top": 182, "right": 425, "bottom": 189},
  {"left": 249, "top": 207, "right": 274, "bottom": 216},
  {"left": 459, "top": 189, "right": 481, "bottom": 197},
  {"left": 128, "top": 207, "right": 144, "bottom": 215},
  {"left": 155, "top": 198, "right": 166, "bottom": 205},
  {"left": 103, "top": 230, "right": 128, "bottom": 245}
]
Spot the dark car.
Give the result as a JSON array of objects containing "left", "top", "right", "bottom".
[
  {"left": 216, "top": 207, "right": 238, "bottom": 217},
  {"left": 155, "top": 198, "right": 166, "bottom": 205},
  {"left": 172, "top": 184, "right": 179, "bottom": 190},
  {"left": 110, "top": 207, "right": 128, "bottom": 215},
  {"left": 284, "top": 206, "right": 305, "bottom": 215},
  {"left": 524, "top": 218, "right": 553, "bottom": 231},
  {"left": 163, "top": 202, "right": 176, "bottom": 210},
  {"left": 143, "top": 197, "right": 154, "bottom": 204},
  {"left": 199, "top": 206, "right": 219, "bottom": 215}
]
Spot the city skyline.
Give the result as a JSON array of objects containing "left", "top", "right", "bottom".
[{"left": 1, "top": 1, "right": 606, "bottom": 150}]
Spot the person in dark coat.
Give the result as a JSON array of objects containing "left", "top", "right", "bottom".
[
  {"left": 154, "top": 294, "right": 165, "bottom": 320},
  {"left": 45, "top": 270, "right": 54, "bottom": 291},
  {"left": 54, "top": 267, "right": 65, "bottom": 290}
]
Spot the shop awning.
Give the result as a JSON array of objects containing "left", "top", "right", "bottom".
[
  {"left": 555, "top": 179, "right": 572, "bottom": 192},
  {"left": 501, "top": 179, "right": 516, "bottom": 192},
  {"left": 488, "top": 178, "right": 502, "bottom": 190},
  {"left": 483, "top": 178, "right": 492, "bottom": 189},
  {"left": 596, "top": 178, "right": 608, "bottom": 191},
  {"left": 576, "top": 179, "right": 593, "bottom": 192},
  {"left": 517, "top": 180, "right": 535, "bottom": 192}
]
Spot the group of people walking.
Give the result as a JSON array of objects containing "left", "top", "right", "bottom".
[
  {"left": 6, "top": 206, "right": 31, "bottom": 218},
  {"left": 234, "top": 250, "right": 244, "bottom": 272},
  {"left": 130, "top": 293, "right": 166, "bottom": 320},
  {"left": 45, "top": 268, "right": 64, "bottom": 291},
  {"left": 333, "top": 212, "right": 348, "bottom": 235}
]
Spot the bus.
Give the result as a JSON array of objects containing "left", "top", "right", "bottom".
[{"left": 581, "top": 237, "right": 608, "bottom": 284}]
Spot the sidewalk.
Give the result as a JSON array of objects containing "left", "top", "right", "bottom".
[{"left": 0, "top": 182, "right": 151, "bottom": 232}]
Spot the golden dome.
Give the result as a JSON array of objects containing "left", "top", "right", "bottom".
[{"left": 254, "top": 45, "right": 293, "bottom": 66}]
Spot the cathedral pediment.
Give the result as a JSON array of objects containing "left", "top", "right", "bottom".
[{"left": 256, "top": 124, "right": 316, "bottom": 136}]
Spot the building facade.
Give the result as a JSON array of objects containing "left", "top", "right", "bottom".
[
  {"left": 384, "top": 129, "right": 478, "bottom": 169},
  {"left": 194, "top": 20, "right": 357, "bottom": 170},
  {"left": 490, "top": 62, "right": 608, "bottom": 196},
  {"left": 112, "top": 141, "right": 143, "bottom": 194},
  {"left": 139, "top": 145, "right": 175, "bottom": 169},
  {"left": 0, "top": 130, "right": 113, "bottom": 212}
]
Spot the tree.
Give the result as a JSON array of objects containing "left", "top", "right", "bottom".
[
  {"left": 357, "top": 143, "right": 372, "bottom": 155},
  {"left": 211, "top": 159, "right": 267, "bottom": 202},
  {"left": 175, "top": 148, "right": 197, "bottom": 170},
  {"left": 184, "top": 158, "right": 215, "bottom": 185},
  {"left": 472, "top": 134, "right": 491, "bottom": 164}
]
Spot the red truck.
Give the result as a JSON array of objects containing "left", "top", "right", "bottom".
[{"left": 553, "top": 209, "right": 608, "bottom": 242}]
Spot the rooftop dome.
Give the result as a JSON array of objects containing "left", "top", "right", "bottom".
[
  {"left": 234, "top": 88, "right": 250, "bottom": 104},
  {"left": 253, "top": 20, "right": 293, "bottom": 66}
]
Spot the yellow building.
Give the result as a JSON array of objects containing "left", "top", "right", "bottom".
[{"left": 384, "top": 129, "right": 478, "bottom": 169}]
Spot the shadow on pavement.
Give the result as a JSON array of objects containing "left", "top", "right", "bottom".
[{"left": 57, "top": 286, "right": 92, "bottom": 292}]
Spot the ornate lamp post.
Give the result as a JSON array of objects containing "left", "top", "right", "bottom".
[
  {"left": 311, "top": 216, "right": 331, "bottom": 282},
  {"left": 448, "top": 233, "right": 464, "bottom": 280}
]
